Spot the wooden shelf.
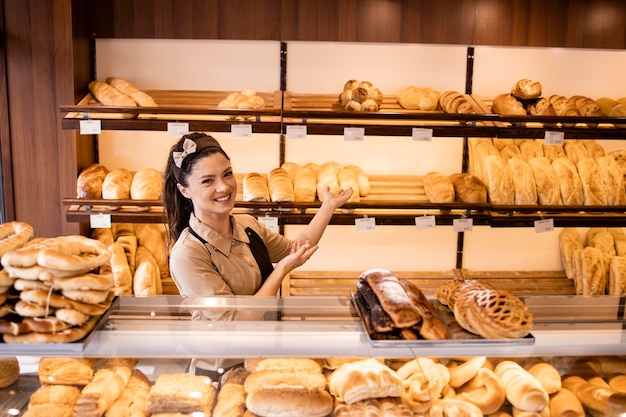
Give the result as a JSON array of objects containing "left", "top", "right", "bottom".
[{"left": 60, "top": 91, "right": 626, "bottom": 137}]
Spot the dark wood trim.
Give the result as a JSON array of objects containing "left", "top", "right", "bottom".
[{"left": 0, "top": 0, "right": 15, "bottom": 222}]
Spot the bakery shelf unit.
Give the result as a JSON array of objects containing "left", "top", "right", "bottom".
[{"left": 61, "top": 99, "right": 626, "bottom": 228}]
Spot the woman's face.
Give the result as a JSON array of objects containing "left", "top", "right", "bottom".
[{"left": 177, "top": 153, "right": 237, "bottom": 218}]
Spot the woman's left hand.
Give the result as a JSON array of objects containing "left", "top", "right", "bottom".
[{"left": 321, "top": 187, "right": 354, "bottom": 210}]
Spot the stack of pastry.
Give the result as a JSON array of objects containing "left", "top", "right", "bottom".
[
  {"left": 0, "top": 235, "right": 114, "bottom": 343},
  {"left": 559, "top": 227, "right": 626, "bottom": 296},
  {"left": 218, "top": 88, "right": 265, "bottom": 109},
  {"left": 243, "top": 357, "right": 333, "bottom": 417},
  {"left": 435, "top": 279, "right": 533, "bottom": 339},
  {"left": 91, "top": 223, "right": 167, "bottom": 296},
  {"left": 336, "top": 79, "right": 384, "bottom": 112},
  {"left": 354, "top": 268, "right": 448, "bottom": 341}
]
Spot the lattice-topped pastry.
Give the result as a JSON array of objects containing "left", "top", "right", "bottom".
[
  {"left": 435, "top": 279, "right": 492, "bottom": 309},
  {"left": 465, "top": 288, "right": 533, "bottom": 339}
]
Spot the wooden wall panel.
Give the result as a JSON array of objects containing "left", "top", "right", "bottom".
[
  {"left": 87, "top": 0, "right": 626, "bottom": 49},
  {"left": 0, "top": 0, "right": 14, "bottom": 223}
]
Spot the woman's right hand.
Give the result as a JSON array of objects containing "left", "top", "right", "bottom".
[{"left": 277, "top": 240, "right": 319, "bottom": 273}]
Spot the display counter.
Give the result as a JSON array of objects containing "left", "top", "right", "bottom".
[{"left": 3, "top": 295, "right": 625, "bottom": 359}]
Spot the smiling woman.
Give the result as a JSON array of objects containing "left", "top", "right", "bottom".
[{"left": 162, "top": 132, "right": 353, "bottom": 305}]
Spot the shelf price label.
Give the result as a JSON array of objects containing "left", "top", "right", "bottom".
[
  {"left": 355, "top": 216, "right": 376, "bottom": 231},
  {"left": 167, "top": 122, "right": 189, "bottom": 136},
  {"left": 231, "top": 124, "right": 252, "bottom": 138},
  {"left": 79, "top": 119, "right": 101, "bottom": 135},
  {"left": 412, "top": 128, "right": 433, "bottom": 142},
  {"left": 344, "top": 127, "right": 365, "bottom": 141},
  {"left": 453, "top": 217, "right": 473, "bottom": 232},
  {"left": 534, "top": 218, "right": 555, "bottom": 233},
  {"left": 286, "top": 125, "right": 307, "bottom": 139},
  {"left": 90, "top": 213, "right": 112, "bottom": 229},
  {"left": 544, "top": 131, "right": 565, "bottom": 145},
  {"left": 257, "top": 215, "right": 279, "bottom": 232},
  {"left": 415, "top": 215, "right": 436, "bottom": 230}
]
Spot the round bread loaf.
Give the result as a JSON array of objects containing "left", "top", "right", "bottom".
[{"left": 0, "top": 356, "right": 19, "bottom": 388}]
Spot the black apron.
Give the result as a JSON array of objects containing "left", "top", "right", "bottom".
[{"left": 188, "top": 226, "right": 274, "bottom": 286}]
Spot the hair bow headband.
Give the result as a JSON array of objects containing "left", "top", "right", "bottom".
[{"left": 172, "top": 138, "right": 197, "bottom": 168}]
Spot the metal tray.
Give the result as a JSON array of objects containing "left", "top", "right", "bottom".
[
  {"left": 0, "top": 297, "right": 119, "bottom": 355},
  {"left": 351, "top": 292, "right": 534, "bottom": 348}
]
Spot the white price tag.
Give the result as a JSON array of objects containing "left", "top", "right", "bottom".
[
  {"left": 415, "top": 215, "right": 436, "bottom": 230},
  {"left": 412, "top": 128, "right": 433, "bottom": 142},
  {"left": 90, "top": 214, "right": 111, "bottom": 229},
  {"left": 257, "top": 215, "right": 279, "bottom": 232},
  {"left": 286, "top": 125, "right": 307, "bottom": 139},
  {"left": 79, "top": 119, "right": 101, "bottom": 135},
  {"left": 534, "top": 218, "right": 555, "bottom": 233},
  {"left": 344, "top": 127, "right": 365, "bottom": 141},
  {"left": 355, "top": 217, "right": 376, "bottom": 231},
  {"left": 167, "top": 122, "right": 189, "bottom": 136},
  {"left": 453, "top": 218, "right": 473, "bottom": 232},
  {"left": 231, "top": 124, "right": 253, "bottom": 138},
  {"left": 544, "top": 131, "right": 565, "bottom": 145}
]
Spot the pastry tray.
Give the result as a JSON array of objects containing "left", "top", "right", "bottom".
[
  {"left": 350, "top": 292, "right": 534, "bottom": 348},
  {"left": 0, "top": 296, "right": 119, "bottom": 354}
]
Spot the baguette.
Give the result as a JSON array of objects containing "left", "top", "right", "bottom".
[{"left": 563, "top": 375, "right": 626, "bottom": 415}]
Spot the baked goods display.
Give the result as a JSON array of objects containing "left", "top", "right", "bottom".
[
  {"left": 88, "top": 77, "right": 157, "bottom": 111},
  {"left": 76, "top": 163, "right": 164, "bottom": 203},
  {"left": 353, "top": 268, "right": 449, "bottom": 341},
  {"left": 468, "top": 138, "right": 626, "bottom": 207},
  {"left": 439, "top": 91, "right": 476, "bottom": 114},
  {"left": 90, "top": 223, "right": 170, "bottom": 296},
  {"left": 559, "top": 227, "right": 626, "bottom": 295},
  {"left": 335, "top": 79, "right": 384, "bottom": 112},
  {"left": 218, "top": 88, "right": 266, "bottom": 109},
  {"left": 434, "top": 279, "right": 533, "bottom": 339}
]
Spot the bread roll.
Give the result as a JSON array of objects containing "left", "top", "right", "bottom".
[
  {"left": 292, "top": 167, "right": 317, "bottom": 202},
  {"left": 551, "top": 157, "right": 584, "bottom": 205},
  {"left": 519, "top": 140, "right": 544, "bottom": 162},
  {"left": 268, "top": 168, "right": 294, "bottom": 202},
  {"left": 106, "top": 77, "right": 157, "bottom": 107},
  {"left": 245, "top": 387, "right": 333, "bottom": 417},
  {"left": 499, "top": 143, "right": 523, "bottom": 160},
  {"left": 133, "top": 246, "right": 161, "bottom": 295},
  {"left": 549, "top": 388, "right": 585, "bottom": 417},
  {"left": 542, "top": 144, "right": 566, "bottom": 162},
  {"left": 337, "top": 167, "right": 360, "bottom": 202},
  {"left": 449, "top": 173, "right": 488, "bottom": 204},
  {"left": 584, "top": 141, "right": 606, "bottom": 159},
  {"left": 244, "top": 357, "right": 323, "bottom": 374},
  {"left": 577, "top": 158, "right": 608, "bottom": 205},
  {"left": 147, "top": 373, "right": 216, "bottom": 415},
  {"left": 494, "top": 360, "right": 549, "bottom": 412},
  {"left": 397, "top": 86, "right": 441, "bottom": 111},
  {"left": 492, "top": 94, "right": 526, "bottom": 116},
  {"left": 38, "top": 357, "right": 95, "bottom": 385},
  {"left": 562, "top": 375, "right": 626, "bottom": 416},
  {"left": 89, "top": 80, "right": 137, "bottom": 107},
  {"left": 456, "top": 367, "right": 506, "bottom": 414},
  {"left": 609, "top": 256, "right": 626, "bottom": 296},
  {"left": 115, "top": 234, "right": 137, "bottom": 275},
  {"left": 134, "top": 223, "right": 169, "bottom": 279},
  {"left": 328, "top": 358, "right": 403, "bottom": 404},
  {"left": 0, "top": 356, "right": 19, "bottom": 388},
  {"left": 316, "top": 163, "right": 340, "bottom": 201},
  {"left": 243, "top": 369, "right": 327, "bottom": 394},
  {"left": 130, "top": 168, "right": 163, "bottom": 200},
  {"left": 572, "top": 246, "right": 606, "bottom": 295},
  {"left": 596, "top": 155, "right": 625, "bottom": 205},
  {"left": 77, "top": 164, "right": 109, "bottom": 199},
  {"left": 212, "top": 382, "right": 245, "bottom": 417},
  {"left": 423, "top": 172, "right": 455, "bottom": 203},
  {"left": 511, "top": 79, "right": 542, "bottom": 100},
  {"left": 344, "top": 164, "right": 371, "bottom": 197},
  {"left": 483, "top": 155, "right": 515, "bottom": 205},
  {"left": 471, "top": 139, "right": 500, "bottom": 185},
  {"left": 507, "top": 158, "right": 538, "bottom": 205},
  {"left": 108, "top": 242, "right": 133, "bottom": 295},
  {"left": 528, "top": 157, "right": 561, "bottom": 205},
  {"left": 526, "top": 362, "right": 561, "bottom": 395},
  {"left": 564, "top": 142, "right": 589, "bottom": 165},
  {"left": 243, "top": 172, "right": 270, "bottom": 202},
  {"left": 102, "top": 168, "right": 133, "bottom": 200},
  {"left": 559, "top": 228, "right": 583, "bottom": 280},
  {"left": 28, "top": 383, "right": 81, "bottom": 407}
]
